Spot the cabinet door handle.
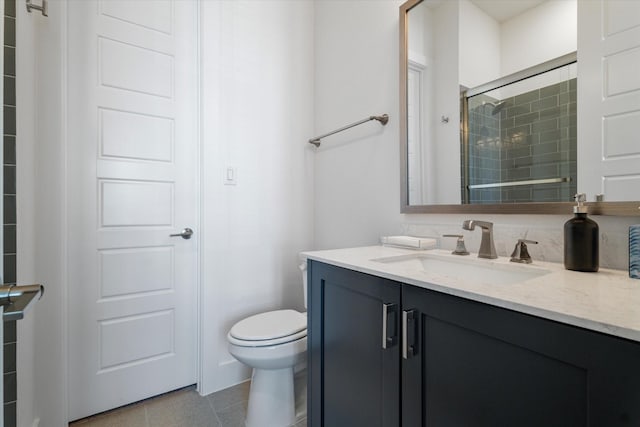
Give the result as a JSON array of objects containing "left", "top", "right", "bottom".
[
  {"left": 382, "top": 303, "right": 398, "bottom": 349},
  {"left": 403, "top": 309, "right": 417, "bottom": 359}
]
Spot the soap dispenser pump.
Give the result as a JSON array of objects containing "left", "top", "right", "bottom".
[{"left": 564, "top": 193, "right": 599, "bottom": 272}]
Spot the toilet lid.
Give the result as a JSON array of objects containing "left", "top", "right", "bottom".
[{"left": 229, "top": 309, "right": 307, "bottom": 341}]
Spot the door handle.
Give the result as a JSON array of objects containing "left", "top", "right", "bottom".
[
  {"left": 170, "top": 228, "right": 194, "bottom": 240},
  {"left": 403, "top": 309, "right": 418, "bottom": 359},
  {"left": 382, "top": 303, "right": 398, "bottom": 349}
]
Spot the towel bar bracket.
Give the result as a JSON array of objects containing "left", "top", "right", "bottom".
[{"left": 26, "top": 0, "right": 48, "bottom": 17}]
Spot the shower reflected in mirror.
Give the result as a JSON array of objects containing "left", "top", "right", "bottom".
[{"left": 461, "top": 60, "right": 577, "bottom": 204}]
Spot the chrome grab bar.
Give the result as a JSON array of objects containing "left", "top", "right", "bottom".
[
  {"left": 0, "top": 284, "right": 44, "bottom": 302},
  {"left": 0, "top": 284, "right": 45, "bottom": 321}
]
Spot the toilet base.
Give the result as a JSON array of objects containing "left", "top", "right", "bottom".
[{"left": 245, "top": 367, "right": 295, "bottom": 427}]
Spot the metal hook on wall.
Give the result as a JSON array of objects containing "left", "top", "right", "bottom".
[{"left": 26, "top": 0, "right": 48, "bottom": 17}]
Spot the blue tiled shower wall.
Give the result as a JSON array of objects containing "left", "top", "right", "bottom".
[
  {"left": 4, "top": 0, "right": 17, "bottom": 425},
  {"left": 631, "top": 225, "right": 640, "bottom": 279},
  {"left": 465, "top": 78, "right": 577, "bottom": 204}
]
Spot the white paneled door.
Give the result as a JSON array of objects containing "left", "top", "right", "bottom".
[
  {"left": 67, "top": 1, "right": 198, "bottom": 420},
  {"left": 578, "top": 0, "right": 640, "bottom": 200}
]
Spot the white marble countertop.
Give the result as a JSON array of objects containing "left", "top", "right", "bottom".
[{"left": 302, "top": 245, "right": 640, "bottom": 343}]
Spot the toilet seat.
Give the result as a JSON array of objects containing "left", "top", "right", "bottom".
[{"left": 228, "top": 309, "right": 307, "bottom": 347}]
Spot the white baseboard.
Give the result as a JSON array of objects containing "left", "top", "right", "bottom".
[
  {"left": 199, "top": 358, "right": 250, "bottom": 396},
  {"left": 219, "top": 358, "right": 240, "bottom": 368}
]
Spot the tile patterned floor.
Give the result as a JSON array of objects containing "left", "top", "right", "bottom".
[{"left": 69, "top": 382, "right": 307, "bottom": 427}]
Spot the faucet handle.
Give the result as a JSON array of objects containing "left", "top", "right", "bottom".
[
  {"left": 510, "top": 239, "right": 538, "bottom": 264},
  {"left": 443, "top": 234, "right": 470, "bottom": 256}
]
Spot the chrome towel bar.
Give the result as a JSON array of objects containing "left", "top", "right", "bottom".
[{"left": 309, "top": 114, "right": 389, "bottom": 147}]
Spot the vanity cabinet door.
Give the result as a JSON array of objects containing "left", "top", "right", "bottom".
[
  {"left": 308, "top": 261, "right": 401, "bottom": 427},
  {"left": 402, "top": 284, "right": 640, "bottom": 427}
]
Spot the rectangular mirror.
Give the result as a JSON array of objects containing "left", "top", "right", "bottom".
[{"left": 400, "top": 0, "right": 640, "bottom": 215}]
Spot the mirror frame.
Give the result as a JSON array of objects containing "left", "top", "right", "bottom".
[{"left": 399, "top": 0, "right": 640, "bottom": 216}]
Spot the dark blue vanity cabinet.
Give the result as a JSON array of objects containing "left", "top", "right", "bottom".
[
  {"left": 308, "top": 260, "right": 640, "bottom": 427},
  {"left": 308, "top": 260, "right": 401, "bottom": 427}
]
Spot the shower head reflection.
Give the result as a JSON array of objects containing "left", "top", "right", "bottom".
[{"left": 481, "top": 100, "right": 506, "bottom": 115}]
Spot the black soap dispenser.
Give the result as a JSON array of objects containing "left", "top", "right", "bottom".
[{"left": 564, "top": 193, "right": 599, "bottom": 272}]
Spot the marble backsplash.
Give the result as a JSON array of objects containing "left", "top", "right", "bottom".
[{"left": 400, "top": 214, "right": 640, "bottom": 271}]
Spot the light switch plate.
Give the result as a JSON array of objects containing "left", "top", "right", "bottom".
[{"left": 224, "top": 167, "right": 237, "bottom": 185}]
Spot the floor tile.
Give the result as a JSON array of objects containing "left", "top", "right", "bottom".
[
  {"left": 67, "top": 378, "right": 308, "bottom": 427},
  {"left": 207, "top": 381, "right": 250, "bottom": 412},
  {"left": 215, "top": 401, "right": 246, "bottom": 427},
  {"left": 73, "top": 403, "right": 147, "bottom": 427},
  {"left": 146, "top": 388, "right": 219, "bottom": 427}
]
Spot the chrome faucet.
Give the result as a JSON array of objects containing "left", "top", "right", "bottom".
[{"left": 462, "top": 220, "right": 497, "bottom": 259}]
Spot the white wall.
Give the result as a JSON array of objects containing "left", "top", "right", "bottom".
[
  {"left": 16, "top": 4, "right": 37, "bottom": 425},
  {"left": 430, "top": 1, "right": 462, "bottom": 204},
  {"left": 407, "top": 2, "right": 428, "bottom": 66},
  {"left": 16, "top": 1, "right": 67, "bottom": 426},
  {"left": 313, "top": 0, "right": 638, "bottom": 271},
  {"left": 501, "top": 0, "right": 577, "bottom": 75},
  {"left": 313, "top": 0, "right": 404, "bottom": 250},
  {"left": 199, "top": 1, "right": 314, "bottom": 394},
  {"left": 459, "top": 0, "right": 501, "bottom": 88},
  {"left": 15, "top": 5, "right": 36, "bottom": 425},
  {"left": 407, "top": 2, "right": 439, "bottom": 204}
]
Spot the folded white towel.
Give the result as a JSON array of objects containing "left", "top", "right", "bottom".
[{"left": 380, "top": 235, "right": 437, "bottom": 250}]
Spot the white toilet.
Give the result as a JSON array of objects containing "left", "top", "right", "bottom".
[{"left": 227, "top": 263, "right": 308, "bottom": 427}]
